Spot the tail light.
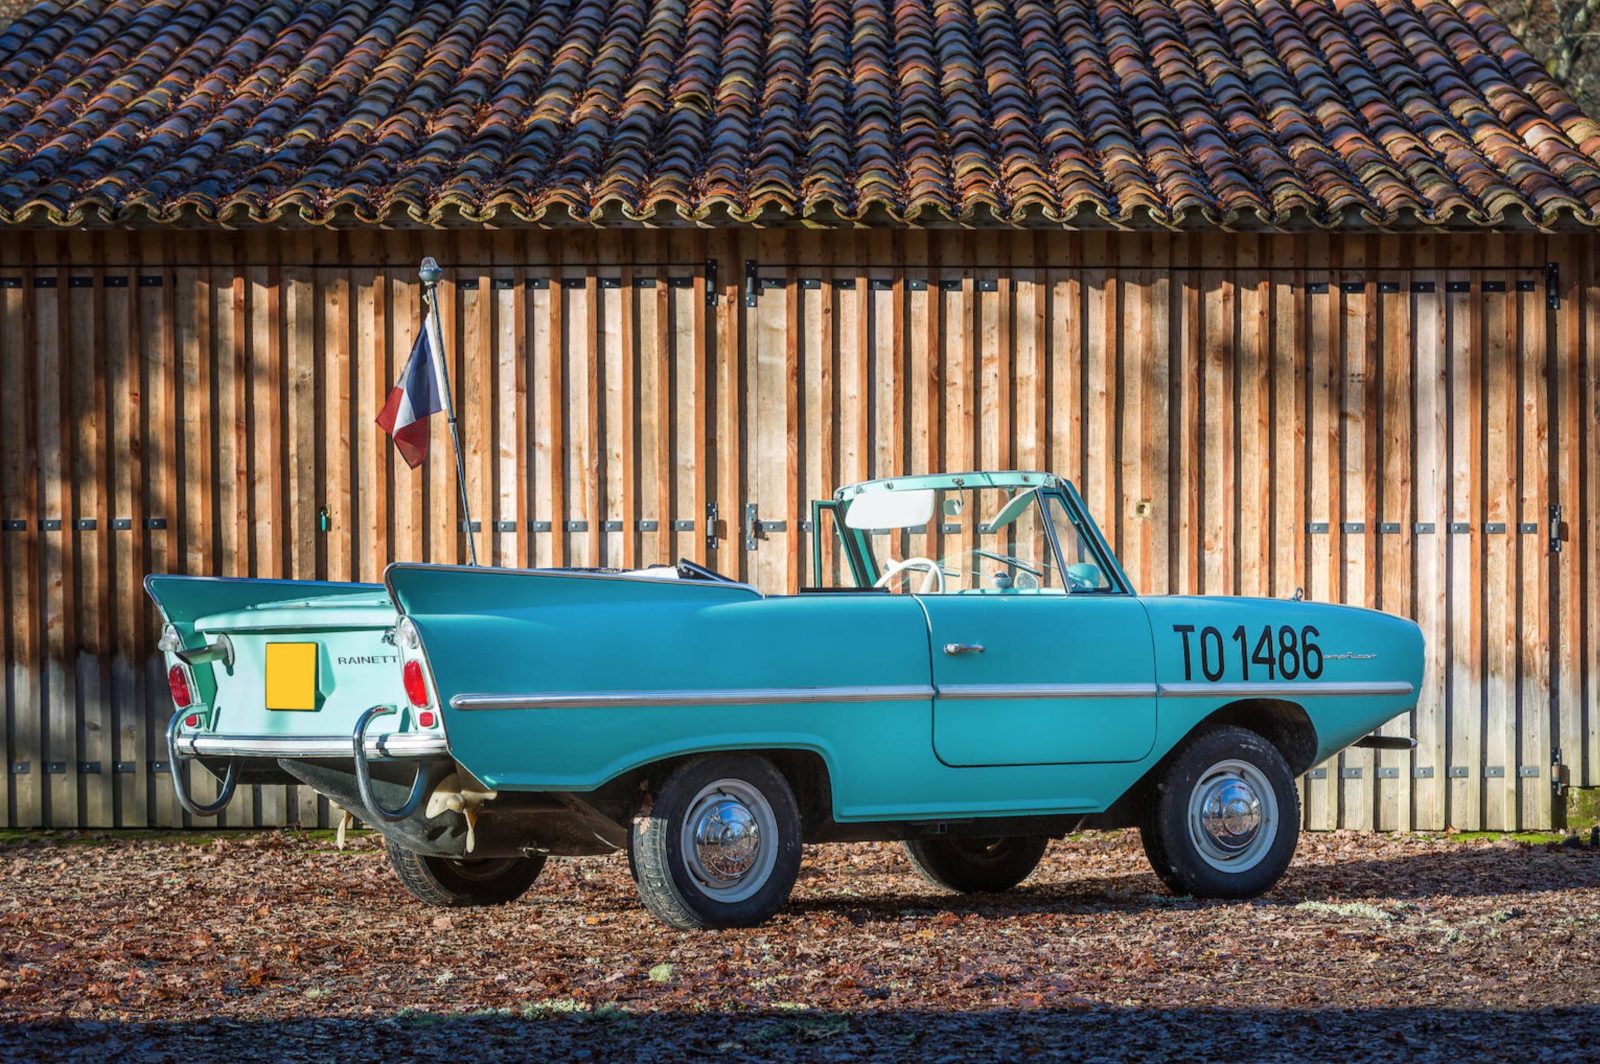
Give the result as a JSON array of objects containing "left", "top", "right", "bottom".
[
  {"left": 402, "top": 659, "right": 429, "bottom": 708},
  {"left": 167, "top": 664, "right": 193, "bottom": 708},
  {"left": 417, "top": 709, "right": 437, "bottom": 728}
]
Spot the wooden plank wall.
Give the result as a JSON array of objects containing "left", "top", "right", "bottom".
[{"left": 0, "top": 229, "right": 1592, "bottom": 831}]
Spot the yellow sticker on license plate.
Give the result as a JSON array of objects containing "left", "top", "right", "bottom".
[{"left": 265, "top": 643, "right": 318, "bottom": 710}]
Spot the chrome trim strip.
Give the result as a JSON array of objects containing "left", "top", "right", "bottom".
[
  {"left": 1157, "top": 681, "right": 1415, "bottom": 699},
  {"left": 175, "top": 733, "right": 450, "bottom": 759},
  {"left": 452, "top": 685, "right": 937, "bottom": 711},
  {"left": 936, "top": 683, "right": 1158, "bottom": 700}
]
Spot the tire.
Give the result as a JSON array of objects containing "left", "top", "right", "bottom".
[
  {"left": 628, "top": 754, "right": 803, "bottom": 930},
  {"left": 903, "top": 835, "right": 1049, "bottom": 894},
  {"left": 386, "top": 840, "right": 546, "bottom": 907},
  {"left": 1140, "top": 725, "right": 1300, "bottom": 899}
]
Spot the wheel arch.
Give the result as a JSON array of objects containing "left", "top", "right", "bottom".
[
  {"left": 591, "top": 746, "right": 836, "bottom": 839},
  {"left": 1088, "top": 698, "right": 1317, "bottom": 830},
  {"left": 1189, "top": 698, "right": 1318, "bottom": 776}
]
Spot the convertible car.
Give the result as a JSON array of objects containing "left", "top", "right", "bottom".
[{"left": 147, "top": 471, "right": 1422, "bottom": 929}]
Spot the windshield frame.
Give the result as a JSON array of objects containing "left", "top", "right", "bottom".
[{"left": 823, "top": 475, "right": 1132, "bottom": 595}]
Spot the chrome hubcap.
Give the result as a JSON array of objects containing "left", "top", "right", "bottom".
[
  {"left": 680, "top": 779, "right": 778, "bottom": 903},
  {"left": 1186, "top": 759, "right": 1278, "bottom": 873}
]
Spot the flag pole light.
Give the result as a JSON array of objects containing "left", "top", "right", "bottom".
[{"left": 418, "top": 257, "right": 480, "bottom": 566}]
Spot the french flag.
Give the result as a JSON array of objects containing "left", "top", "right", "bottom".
[{"left": 376, "top": 328, "right": 444, "bottom": 468}]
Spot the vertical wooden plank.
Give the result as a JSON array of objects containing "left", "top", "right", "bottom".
[
  {"left": 1481, "top": 241, "right": 1515, "bottom": 831},
  {"left": 1083, "top": 233, "right": 1115, "bottom": 520},
  {"left": 390, "top": 235, "right": 424, "bottom": 569},
  {"left": 1411, "top": 244, "right": 1447, "bottom": 830},
  {"left": 33, "top": 235, "right": 79, "bottom": 826},
  {"left": 599, "top": 233, "right": 626, "bottom": 569},
  {"left": 246, "top": 231, "right": 282, "bottom": 827},
  {"left": 691, "top": 232, "right": 712, "bottom": 568},
  {"left": 1304, "top": 234, "right": 1335, "bottom": 829},
  {"left": 66, "top": 234, "right": 111, "bottom": 827},
  {"left": 528, "top": 241, "right": 557, "bottom": 568},
  {"left": 140, "top": 232, "right": 181, "bottom": 826},
  {"left": 1199, "top": 238, "right": 1232, "bottom": 597},
  {"left": 459, "top": 239, "right": 491, "bottom": 570},
  {"left": 752, "top": 230, "right": 790, "bottom": 588},
  {"left": 1236, "top": 238, "right": 1268, "bottom": 598},
  {"left": 288, "top": 237, "right": 319, "bottom": 827},
  {"left": 1268, "top": 234, "right": 1305, "bottom": 603},
  {"left": 1583, "top": 236, "right": 1600, "bottom": 792},
  {"left": 649, "top": 238, "right": 672, "bottom": 571},
  {"left": 785, "top": 234, "right": 803, "bottom": 594},
  {"left": 1446, "top": 233, "right": 1482, "bottom": 829},
  {"left": 1516, "top": 248, "right": 1551, "bottom": 829},
  {"left": 669, "top": 232, "right": 702, "bottom": 568},
  {"left": 322, "top": 235, "right": 353, "bottom": 585},
  {"left": 1115, "top": 237, "right": 1142, "bottom": 572},
  {"left": 0, "top": 243, "right": 13, "bottom": 829},
  {"left": 1555, "top": 236, "right": 1591, "bottom": 795},
  {"left": 172, "top": 236, "right": 220, "bottom": 820},
  {"left": 490, "top": 233, "right": 522, "bottom": 569},
  {"left": 799, "top": 231, "right": 830, "bottom": 585},
  {"left": 350, "top": 231, "right": 386, "bottom": 581},
  {"left": 616, "top": 244, "right": 641, "bottom": 571},
  {"left": 1172, "top": 237, "right": 1200, "bottom": 595},
  {"left": 1143, "top": 237, "right": 1171, "bottom": 594},
  {"left": 1012, "top": 235, "right": 1040, "bottom": 480},
  {"left": 1376, "top": 244, "right": 1413, "bottom": 831},
  {"left": 103, "top": 232, "right": 146, "bottom": 827},
  {"left": 1337, "top": 242, "right": 1374, "bottom": 831},
  {"left": 3, "top": 239, "right": 41, "bottom": 826}
]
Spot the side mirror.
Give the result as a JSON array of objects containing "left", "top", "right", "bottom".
[
  {"left": 843, "top": 488, "right": 937, "bottom": 531},
  {"left": 1066, "top": 562, "right": 1103, "bottom": 591}
]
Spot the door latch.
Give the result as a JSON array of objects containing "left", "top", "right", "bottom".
[{"left": 943, "top": 643, "right": 985, "bottom": 655}]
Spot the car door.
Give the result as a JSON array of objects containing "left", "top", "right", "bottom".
[{"left": 920, "top": 594, "right": 1158, "bottom": 766}]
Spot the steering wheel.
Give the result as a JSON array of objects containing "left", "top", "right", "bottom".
[
  {"left": 972, "top": 547, "right": 1043, "bottom": 577},
  {"left": 875, "top": 557, "right": 947, "bottom": 594}
]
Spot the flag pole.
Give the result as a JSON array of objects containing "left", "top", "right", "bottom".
[{"left": 418, "top": 257, "right": 479, "bottom": 566}]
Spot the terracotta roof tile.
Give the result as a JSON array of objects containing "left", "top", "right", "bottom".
[{"left": 1, "top": 0, "right": 1597, "bottom": 228}]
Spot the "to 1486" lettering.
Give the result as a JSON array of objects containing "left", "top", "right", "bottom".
[{"left": 1172, "top": 624, "right": 1324, "bottom": 682}]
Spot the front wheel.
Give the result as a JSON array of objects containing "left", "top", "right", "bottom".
[
  {"left": 1140, "top": 726, "right": 1300, "bottom": 899},
  {"left": 903, "top": 835, "right": 1049, "bottom": 893},
  {"left": 628, "top": 754, "right": 803, "bottom": 930},
  {"left": 386, "top": 841, "right": 546, "bottom": 907}
]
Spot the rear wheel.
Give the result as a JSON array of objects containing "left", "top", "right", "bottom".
[
  {"left": 903, "top": 835, "right": 1049, "bottom": 894},
  {"left": 628, "top": 754, "right": 803, "bottom": 930},
  {"left": 1140, "top": 726, "right": 1300, "bottom": 899},
  {"left": 386, "top": 840, "right": 545, "bottom": 907}
]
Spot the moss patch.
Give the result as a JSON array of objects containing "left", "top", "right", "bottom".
[{"left": 1566, "top": 787, "right": 1600, "bottom": 830}]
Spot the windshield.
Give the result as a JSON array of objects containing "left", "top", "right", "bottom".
[{"left": 849, "top": 486, "right": 1113, "bottom": 594}]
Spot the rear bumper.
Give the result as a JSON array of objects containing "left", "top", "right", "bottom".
[{"left": 174, "top": 732, "right": 449, "bottom": 760}]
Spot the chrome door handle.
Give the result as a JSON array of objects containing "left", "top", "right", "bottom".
[{"left": 943, "top": 643, "right": 985, "bottom": 655}]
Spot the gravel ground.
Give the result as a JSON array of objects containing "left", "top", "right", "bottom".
[{"left": 1, "top": 829, "right": 1597, "bottom": 1061}]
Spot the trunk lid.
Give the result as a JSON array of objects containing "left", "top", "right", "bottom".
[{"left": 146, "top": 576, "right": 413, "bottom": 740}]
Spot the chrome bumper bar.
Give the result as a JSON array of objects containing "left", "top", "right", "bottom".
[{"left": 172, "top": 732, "right": 450, "bottom": 760}]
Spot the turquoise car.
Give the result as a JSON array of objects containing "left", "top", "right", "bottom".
[{"left": 147, "top": 471, "right": 1422, "bottom": 929}]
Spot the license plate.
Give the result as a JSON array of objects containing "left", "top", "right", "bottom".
[{"left": 265, "top": 643, "right": 319, "bottom": 710}]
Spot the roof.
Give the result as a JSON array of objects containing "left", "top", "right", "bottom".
[{"left": 2, "top": 0, "right": 1599, "bottom": 229}]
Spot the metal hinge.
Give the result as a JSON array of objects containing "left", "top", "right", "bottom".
[
  {"left": 1550, "top": 504, "right": 1563, "bottom": 554},
  {"left": 1545, "top": 261, "right": 1560, "bottom": 310},
  {"left": 705, "top": 259, "right": 718, "bottom": 306},
  {"left": 1552, "top": 750, "right": 1570, "bottom": 796},
  {"left": 744, "top": 260, "right": 758, "bottom": 307},
  {"left": 706, "top": 501, "right": 719, "bottom": 552}
]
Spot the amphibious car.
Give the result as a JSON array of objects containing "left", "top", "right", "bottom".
[{"left": 148, "top": 471, "right": 1422, "bottom": 929}]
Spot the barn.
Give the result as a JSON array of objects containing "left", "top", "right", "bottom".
[{"left": 0, "top": 0, "right": 1596, "bottom": 833}]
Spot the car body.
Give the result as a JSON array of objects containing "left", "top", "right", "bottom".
[{"left": 148, "top": 471, "right": 1423, "bottom": 927}]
